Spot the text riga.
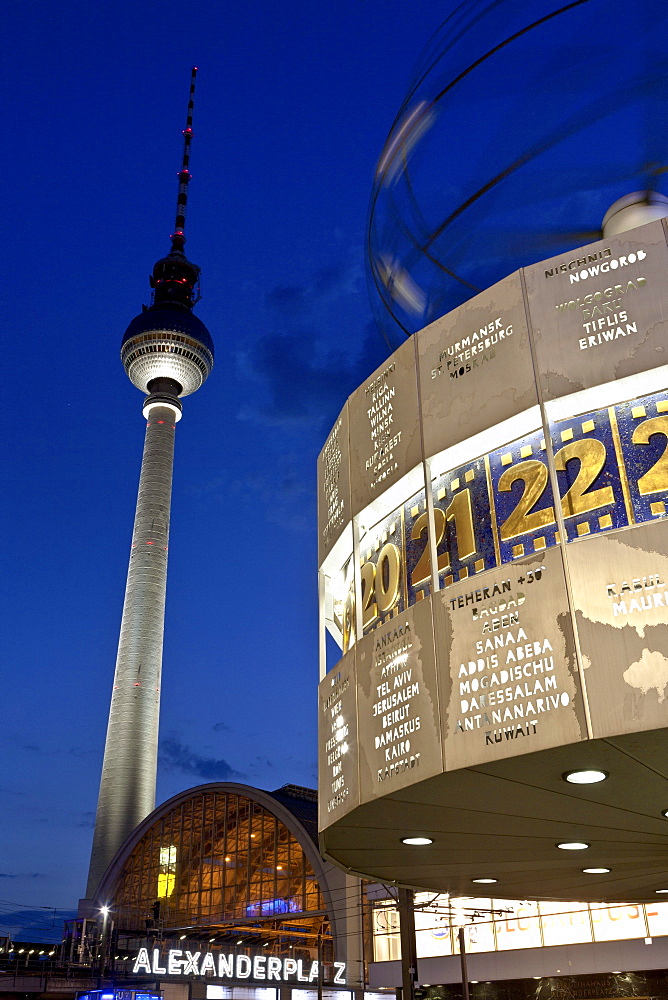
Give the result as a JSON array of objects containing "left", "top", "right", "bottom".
[{"left": 132, "top": 948, "right": 346, "bottom": 983}]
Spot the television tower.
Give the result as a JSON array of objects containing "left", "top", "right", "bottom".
[{"left": 84, "top": 68, "right": 214, "bottom": 902}]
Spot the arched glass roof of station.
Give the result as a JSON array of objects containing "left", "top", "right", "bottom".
[{"left": 98, "top": 784, "right": 334, "bottom": 958}]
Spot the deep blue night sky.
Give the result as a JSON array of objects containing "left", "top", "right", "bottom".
[
  {"left": 3, "top": 0, "right": 667, "bottom": 942},
  {"left": 1, "top": 0, "right": 448, "bottom": 937}
]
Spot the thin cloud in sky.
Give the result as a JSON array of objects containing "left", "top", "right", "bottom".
[{"left": 159, "top": 735, "right": 244, "bottom": 782}]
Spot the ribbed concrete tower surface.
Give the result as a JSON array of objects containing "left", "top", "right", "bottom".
[{"left": 82, "top": 68, "right": 214, "bottom": 906}]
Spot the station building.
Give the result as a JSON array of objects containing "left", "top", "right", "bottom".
[
  {"left": 5, "top": 782, "right": 668, "bottom": 1000},
  {"left": 78, "top": 783, "right": 370, "bottom": 1000},
  {"left": 72, "top": 780, "right": 668, "bottom": 1000}
]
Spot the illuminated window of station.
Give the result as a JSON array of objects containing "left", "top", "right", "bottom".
[
  {"left": 370, "top": 892, "right": 668, "bottom": 962},
  {"left": 157, "top": 845, "right": 176, "bottom": 898}
]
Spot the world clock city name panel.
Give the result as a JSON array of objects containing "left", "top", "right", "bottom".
[
  {"left": 418, "top": 272, "right": 538, "bottom": 457},
  {"left": 356, "top": 598, "right": 443, "bottom": 801},
  {"left": 524, "top": 219, "right": 668, "bottom": 400},
  {"left": 318, "top": 648, "right": 359, "bottom": 830},
  {"left": 347, "top": 336, "right": 423, "bottom": 518},
  {"left": 433, "top": 546, "right": 587, "bottom": 770},
  {"left": 567, "top": 519, "right": 668, "bottom": 740},
  {"left": 317, "top": 402, "right": 352, "bottom": 564}
]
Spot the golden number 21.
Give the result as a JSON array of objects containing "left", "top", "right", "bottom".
[{"left": 410, "top": 490, "right": 476, "bottom": 588}]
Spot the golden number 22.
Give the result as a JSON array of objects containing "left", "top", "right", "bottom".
[
  {"left": 498, "top": 460, "right": 554, "bottom": 540},
  {"left": 499, "top": 437, "right": 619, "bottom": 540},
  {"left": 555, "top": 438, "right": 613, "bottom": 515},
  {"left": 632, "top": 415, "right": 668, "bottom": 495}
]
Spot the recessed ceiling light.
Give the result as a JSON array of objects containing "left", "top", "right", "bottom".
[
  {"left": 661, "top": 809, "right": 668, "bottom": 818},
  {"left": 471, "top": 877, "right": 497, "bottom": 884},
  {"left": 655, "top": 889, "right": 668, "bottom": 894},
  {"left": 557, "top": 841, "right": 589, "bottom": 850},
  {"left": 401, "top": 836, "right": 433, "bottom": 845},
  {"left": 563, "top": 769, "right": 608, "bottom": 784},
  {"left": 582, "top": 867, "right": 610, "bottom": 874}
]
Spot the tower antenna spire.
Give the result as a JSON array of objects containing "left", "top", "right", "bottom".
[
  {"left": 148, "top": 68, "right": 202, "bottom": 309},
  {"left": 83, "top": 67, "right": 213, "bottom": 906},
  {"left": 170, "top": 66, "right": 198, "bottom": 253}
]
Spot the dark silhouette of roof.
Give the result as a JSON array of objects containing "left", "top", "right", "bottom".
[{"left": 268, "top": 784, "right": 318, "bottom": 844}]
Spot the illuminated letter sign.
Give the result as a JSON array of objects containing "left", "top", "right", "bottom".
[
  {"left": 168, "top": 951, "right": 183, "bottom": 975},
  {"left": 133, "top": 949, "right": 151, "bottom": 975},
  {"left": 130, "top": 950, "right": 346, "bottom": 985},
  {"left": 218, "top": 954, "right": 233, "bottom": 978},
  {"left": 200, "top": 953, "right": 216, "bottom": 976},
  {"left": 236, "top": 954, "right": 251, "bottom": 979}
]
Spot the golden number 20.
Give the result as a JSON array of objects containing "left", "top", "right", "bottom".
[{"left": 361, "top": 542, "right": 401, "bottom": 627}]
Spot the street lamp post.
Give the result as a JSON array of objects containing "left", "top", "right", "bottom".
[{"left": 98, "top": 906, "right": 110, "bottom": 983}]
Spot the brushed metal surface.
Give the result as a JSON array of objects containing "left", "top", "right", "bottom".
[
  {"left": 356, "top": 599, "right": 443, "bottom": 802},
  {"left": 86, "top": 405, "right": 176, "bottom": 898},
  {"left": 317, "top": 402, "right": 352, "bottom": 564},
  {"left": 318, "top": 646, "right": 360, "bottom": 831},
  {"left": 524, "top": 221, "right": 668, "bottom": 400},
  {"left": 348, "top": 337, "right": 422, "bottom": 517},
  {"left": 418, "top": 273, "right": 537, "bottom": 457}
]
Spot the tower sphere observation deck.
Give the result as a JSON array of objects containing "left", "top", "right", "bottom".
[{"left": 121, "top": 304, "right": 214, "bottom": 397}]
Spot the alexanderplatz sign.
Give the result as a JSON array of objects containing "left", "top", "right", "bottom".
[
  {"left": 317, "top": 220, "right": 668, "bottom": 904},
  {"left": 132, "top": 948, "right": 347, "bottom": 984}
]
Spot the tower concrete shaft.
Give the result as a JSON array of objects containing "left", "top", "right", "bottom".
[{"left": 86, "top": 403, "right": 178, "bottom": 899}]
